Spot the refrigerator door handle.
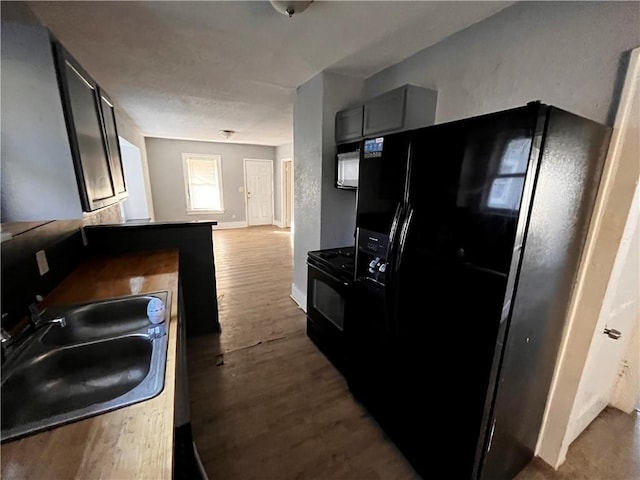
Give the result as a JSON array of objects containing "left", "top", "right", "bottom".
[
  {"left": 396, "top": 205, "right": 414, "bottom": 273},
  {"left": 384, "top": 202, "right": 405, "bottom": 334},
  {"left": 387, "top": 202, "right": 405, "bottom": 274},
  {"left": 389, "top": 205, "right": 413, "bottom": 336}
]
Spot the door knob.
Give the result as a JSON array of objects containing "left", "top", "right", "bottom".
[{"left": 603, "top": 327, "right": 622, "bottom": 340}]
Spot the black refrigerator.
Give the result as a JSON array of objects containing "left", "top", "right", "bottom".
[{"left": 346, "top": 102, "right": 610, "bottom": 480}]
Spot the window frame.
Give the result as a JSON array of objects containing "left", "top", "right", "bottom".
[
  {"left": 181, "top": 153, "right": 225, "bottom": 214},
  {"left": 481, "top": 135, "right": 531, "bottom": 215}
]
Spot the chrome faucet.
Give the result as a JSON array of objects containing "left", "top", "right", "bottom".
[
  {"left": 29, "top": 302, "right": 66, "bottom": 330},
  {"left": 1, "top": 305, "right": 66, "bottom": 365},
  {"left": 1, "top": 322, "right": 20, "bottom": 363},
  {"left": 1, "top": 326, "right": 14, "bottom": 348}
]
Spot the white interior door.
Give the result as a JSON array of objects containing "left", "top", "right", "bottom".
[{"left": 245, "top": 159, "right": 273, "bottom": 226}]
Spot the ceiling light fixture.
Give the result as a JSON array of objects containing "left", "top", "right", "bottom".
[
  {"left": 218, "top": 129, "right": 235, "bottom": 140},
  {"left": 269, "top": 1, "right": 313, "bottom": 18}
]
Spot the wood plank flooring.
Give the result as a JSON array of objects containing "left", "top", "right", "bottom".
[
  {"left": 187, "top": 226, "right": 417, "bottom": 480},
  {"left": 187, "top": 225, "right": 639, "bottom": 480}
]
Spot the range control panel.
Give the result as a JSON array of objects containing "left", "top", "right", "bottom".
[{"left": 356, "top": 228, "right": 389, "bottom": 286}]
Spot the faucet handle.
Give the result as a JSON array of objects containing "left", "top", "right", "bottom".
[
  {"left": 29, "top": 302, "right": 41, "bottom": 315},
  {"left": 1, "top": 327, "right": 12, "bottom": 342},
  {"left": 29, "top": 300, "right": 45, "bottom": 327}
]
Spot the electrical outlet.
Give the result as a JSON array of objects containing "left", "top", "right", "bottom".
[
  {"left": 238, "top": 186, "right": 244, "bottom": 193},
  {"left": 36, "top": 250, "right": 49, "bottom": 276}
]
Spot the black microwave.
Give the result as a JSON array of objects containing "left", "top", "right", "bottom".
[{"left": 336, "top": 141, "right": 360, "bottom": 190}]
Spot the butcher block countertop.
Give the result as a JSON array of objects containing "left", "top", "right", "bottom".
[{"left": 1, "top": 250, "right": 180, "bottom": 480}]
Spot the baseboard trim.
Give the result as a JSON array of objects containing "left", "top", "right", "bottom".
[
  {"left": 214, "top": 221, "right": 248, "bottom": 229},
  {"left": 290, "top": 283, "right": 307, "bottom": 312}
]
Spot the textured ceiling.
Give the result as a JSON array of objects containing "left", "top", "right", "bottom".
[{"left": 28, "top": 1, "right": 513, "bottom": 146}]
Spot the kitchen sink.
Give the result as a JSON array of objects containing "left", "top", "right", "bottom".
[
  {"left": 0, "top": 292, "right": 170, "bottom": 443},
  {"left": 40, "top": 294, "right": 167, "bottom": 346}
]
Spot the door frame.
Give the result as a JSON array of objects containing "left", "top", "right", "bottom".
[
  {"left": 536, "top": 47, "right": 640, "bottom": 468},
  {"left": 243, "top": 158, "right": 274, "bottom": 227},
  {"left": 281, "top": 157, "right": 293, "bottom": 228}
]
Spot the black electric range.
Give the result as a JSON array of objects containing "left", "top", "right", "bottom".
[
  {"left": 306, "top": 246, "right": 355, "bottom": 374},
  {"left": 307, "top": 246, "right": 355, "bottom": 282}
]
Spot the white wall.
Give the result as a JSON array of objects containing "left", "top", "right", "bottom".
[
  {"left": 364, "top": 2, "right": 639, "bottom": 127},
  {"left": 145, "top": 137, "right": 275, "bottom": 224}
]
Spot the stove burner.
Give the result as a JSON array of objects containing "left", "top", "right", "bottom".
[
  {"left": 308, "top": 246, "right": 355, "bottom": 282},
  {"left": 341, "top": 261, "right": 354, "bottom": 271}
]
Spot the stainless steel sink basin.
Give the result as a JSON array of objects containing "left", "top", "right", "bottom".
[
  {"left": 40, "top": 293, "right": 167, "bottom": 346},
  {"left": 1, "top": 291, "right": 170, "bottom": 443}
]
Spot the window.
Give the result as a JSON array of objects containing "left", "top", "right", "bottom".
[
  {"left": 182, "top": 153, "right": 224, "bottom": 213},
  {"left": 485, "top": 137, "right": 530, "bottom": 212}
]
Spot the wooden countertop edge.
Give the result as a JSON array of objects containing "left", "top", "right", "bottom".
[{"left": 1, "top": 250, "right": 180, "bottom": 480}]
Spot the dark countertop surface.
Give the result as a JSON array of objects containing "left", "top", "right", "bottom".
[{"left": 85, "top": 220, "right": 218, "bottom": 229}]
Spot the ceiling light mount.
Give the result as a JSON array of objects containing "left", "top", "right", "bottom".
[
  {"left": 269, "top": 1, "right": 313, "bottom": 18},
  {"left": 218, "top": 129, "right": 235, "bottom": 140}
]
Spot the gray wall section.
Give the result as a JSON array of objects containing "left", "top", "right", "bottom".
[
  {"left": 292, "top": 72, "right": 363, "bottom": 298},
  {"left": 293, "top": 74, "right": 323, "bottom": 297},
  {"left": 145, "top": 137, "right": 275, "bottom": 223},
  {"left": 320, "top": 73, "right": 362, "bottom": 249},
  {"left": 0, "top": 0, "right": 39, "bottom": 24},
  {"left": 274, "top": 142, "right": 293, "bottom": 224},
  {"left": 364, "top": 1, "right": 640, "bottom": 127}
]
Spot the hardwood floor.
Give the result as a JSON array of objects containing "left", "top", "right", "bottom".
[
  {"left": 187, "top": 226, "right": 418, "bottom": 480},
  {"left": 188, "top": 225, "right": 639, "bottom": 479}
]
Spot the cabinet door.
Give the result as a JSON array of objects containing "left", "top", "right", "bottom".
[
  {"left": 98, "top": 89, "right": 126, "bottom": 196},
  {"left": 363, "top": 86, "right": 407, "bottom": 136},
  {"left": 335, "top": 105, "right": 363, "bottom": 143},
  {"left": 55, "top": 44, "right": 116, "bottom": 211}
]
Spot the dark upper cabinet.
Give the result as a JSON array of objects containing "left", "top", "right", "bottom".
[
  {"left": 335, "top": 85, "right": 438, "bottom": 144},
  {"left": 99, "top": 89, "right": 126, "bottom": 196},
  {"left": 335, "top": 105, "right": 364, "bottom": 144},
  {"left": 1, "top": 22, "right": 83, "bottom": 222},
  {"left": 362, "top": 87, "right": 407, "bottom": 137},
  {"left": 54, "top": 42, "right": 125, "bottom": 211}
]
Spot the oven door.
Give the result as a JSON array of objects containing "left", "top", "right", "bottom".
[{"left": 306, "top": 260, "right": 350, "bottom": 332}]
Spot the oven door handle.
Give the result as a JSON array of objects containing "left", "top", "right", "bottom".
[{"left": 307, "top": 261, "right": 350, "bottom": 288}]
